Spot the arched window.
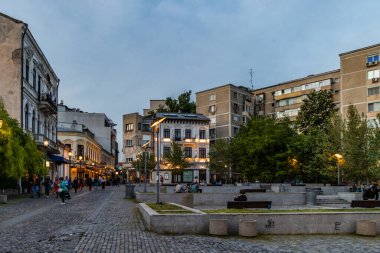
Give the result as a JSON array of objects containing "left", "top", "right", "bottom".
[
  {"left": 32, "top": 110, "right": 36, "bottom": 133},
  {"left": 24, "top": 104, "right": 29, "bottom": 130}
]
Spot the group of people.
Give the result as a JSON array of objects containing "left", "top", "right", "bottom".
[
  {"left": 28, "top": 176, "right": 112, "bottom": 204},
  {"left": 175, "top": 181, "right": 202, "bottom": 193}
]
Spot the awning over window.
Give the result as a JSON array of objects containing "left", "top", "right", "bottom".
[{"left": 48, "top": 154, "right": 69, "bottom": 165}]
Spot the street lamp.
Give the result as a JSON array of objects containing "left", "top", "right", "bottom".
[
  {"left": 334, "top": 153, "right": 343, "bottom": 185},
  {"left": 151, "top": 117, "right": 166, "bottom": 204},
  {"left": 44, "top": 140, "right": 49, "bottom": 176},
  {"left": 79, "top": 155, "right": 83, "bottom": 180},
  {"left": 0, "top": 119, "right": 3, "bottom": 129},
  {"left": 142, "top": 141, "right": 150, "bottom": 193},
  {"left": 68, "top": 152, "right": 72, "bottom": 179}
]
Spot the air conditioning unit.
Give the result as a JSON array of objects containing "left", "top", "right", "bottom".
[{"left": 372, "top": 78, "right": 379, "bottom": 82}]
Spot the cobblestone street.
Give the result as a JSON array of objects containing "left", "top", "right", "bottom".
[{"left": 1, "top": 186, "right": 380, "bottom": 253}]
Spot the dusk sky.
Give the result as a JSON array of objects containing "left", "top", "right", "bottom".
[{"left": 3, "top": 0, "right": 380, "bottom": 147}]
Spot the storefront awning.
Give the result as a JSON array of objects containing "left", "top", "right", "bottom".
[{"left": 48, "top": 154, "right": 69, "bottom": 165}]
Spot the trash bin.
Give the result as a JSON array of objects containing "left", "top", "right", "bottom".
[
  {"left": 306, "top": 190, "right": 317, "bottom": 205},
  {"left": 125, "top": 183, "right": 135, "bottom": 199}
]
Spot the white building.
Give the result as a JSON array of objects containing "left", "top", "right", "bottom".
[{"left": 152, "top": 113, "right": 210, "bottom": 184}]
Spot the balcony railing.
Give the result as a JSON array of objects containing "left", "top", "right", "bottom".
[{"left": 39, "top": 93, "right": 57, "bottom": 113}]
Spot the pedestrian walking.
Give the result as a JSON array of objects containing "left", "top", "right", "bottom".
[
  {"left": 43, "top": 176, "right": 51, "bottom": 199},
  {"left": 87, "top": 177, "right": 93, "bottom": 191},
  {"left": 53, "top": 177, "right": 60, "bottom": 198},
  {"left": 59, "top": 177, "right": 68, "bottom": 204},
  {"left": 100, "top": 177, "right": 106, "bottom": 190},
  {"left": 31, "top": 176, "right": 40, "bottom": 198},
  {"left": 79, "top": 178, "right": 84, "bottom": 190},
  {"left": 73, "top": 177, "right": 79, "bottom": 193},
  {"left": 94, "top": 177, "right": 99, "bottom": 190}
]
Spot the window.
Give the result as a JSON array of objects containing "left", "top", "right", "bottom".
[
  {"left": 209, "top": 105, "right": 216, "bottom": 113},
  {"left": 185, "top": 147, "right": 192, "bottom": 158},
  {"left": 274, "top": 90, "right": 282, "bottom": 96},
  {"left": 210, "top": 117, "right": 216, "bottom": 124},
  {"left": 25, "top": 60, "right": 30, "bottom": 82},
  {"left": 368, "top": 54, "right": 379, "bottom": 63},
  {"left": 38, "top": 75, "right": 41, "bottom": 93},
  {"left": 283, "top": 88, "right": 291, "bottom": 94},
  {"left": 242, "top": 116, "right": 246, "bottom": 124},
  {"left": 233, "top": 91, "right": 238, "bottom": 99},
  {"left": 185, "top": 129, "right": 192, "bottom": 139},
  {"left": 24, "top": 104, "right": 29, "bottom": 130},
  {"left": 368, "top": 70, "right": 380, "bottom": 79},
  {"left": 125, "top": 139, "right": 133, "bottom": 147},
  {"left": 233, "top": 115, "right": 239, "bottom": 123},
  {"left": 138, "top": 122, "right": 142, "bottom": 130},
  {"left": 125, "top": 123, "right": 134, "bottom": 132},
  {"left": 199, "top": 148, "right": 206, "bottom": 158},
  {"left": 233, "top": 127, "right": 239, "bottom": 135},
  {"left": 175, "top": 129, "right": 181, "bottom": 141},
  {"left": 199, "top": 129, "right": 206, "bottom": 139},
  {"left": 209, "top": 94, "right": 216, "bottom": 101},
  {"left": 126, "top": 158, "right": 133, "bottom": 162},
  {"left": 368, "top": 87, "right": 380, "bottom": 96},
  {"left": 233, "top": 103, "right": 239, "bottom": 113},
  {"left": 142, "top": 124, "right": 150, "bottom": 131},
  {"left": 32, "top": 69, "right": 36, "bottom": 89},
  {"left": 77, "top": 145, "right": 84, "bottom": 157},
  {"left": 163, "top": 147, "right": 171, "bottom": 156},
  {"left": 209, "top": 129, "right": 216, "bottom": 139},
  {"left": 368, "top": 102, "right": 380, "bottom": 112},
  {"left": 32, "top": 110, "right": 36, "bottom": 133},
  {"left": 164, "top": 128, "right": 170, "bottom": 138}
]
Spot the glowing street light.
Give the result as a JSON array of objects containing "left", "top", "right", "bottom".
[
  {"left": 0, "top": 119, "right": 3, "bottom": 129},
  {"left": 334, "top": 153, "right": 343, "bottom": 184},
  {"left": 151, "top": 117, "right": 166, "bottom": 204}
]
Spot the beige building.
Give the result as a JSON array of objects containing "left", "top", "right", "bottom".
[
  {"left": 254, "top": 43, "right": 380, "bottom": 122},
  {"left": 58, "top": 122, "right": 102, "bottom": 180},
  {"left": 254, "top": 70, "right": 341, "bottom": 120},
  {"left": 196, "top": 84, "right": 253, "bottom": 143},
  {"left": 0, "top": 12, "right": 60, "bottom": 178}
]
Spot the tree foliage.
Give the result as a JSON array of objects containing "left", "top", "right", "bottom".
[
  {"left": 208, "top": 138, "right": 233, "bottom": 176},
  {"left": 296, "top": 90, "right": 337, "bottom": 133},
  {"left": 131, "top": 151, "right": 156, "bottom": 175},
  {"left": 163, "top": 141, "right": 190, "bottom": 174},
  {"left": 0, "top": 101, "right": 44, "bottom": 179},
  {"left": 155, "top": 90, "right": 196, "bottom": 114},
  {"left": 232, "top": 116, "right": 297, "bottom": 182}
]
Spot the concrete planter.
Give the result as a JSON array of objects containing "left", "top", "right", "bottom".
[{"left": 0, "top": 195, "right": 7, "bottom": 204}]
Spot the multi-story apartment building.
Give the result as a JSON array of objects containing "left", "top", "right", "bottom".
[
  {"left": 152, "top": 112, "right": 210, "bottom": 184},
  {"left": 196, "top": 84, "right": 253, "bottom": 144},
  {"left": 0, "top": 12, "right": 60, "bottom": 178},
  {"left": 254, "top": 43, "right": 380, "bottom": 123},
  {"left": 58, "top": 103, "right": 118, "bottom": 172},
  {"left": 57, "top": 122, "right": 102, "bottom": 179},
  {"left": 254, "top": 70, "right": 341, "bottom": 120}
]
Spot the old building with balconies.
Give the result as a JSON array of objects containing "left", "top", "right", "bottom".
[{"left": 0, "top": 12, "right": 60, "bottom": 177}]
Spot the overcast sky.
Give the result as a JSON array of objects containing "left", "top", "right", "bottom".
[{"left": 3, "top": 0, "right": 380, "bottom": 147}]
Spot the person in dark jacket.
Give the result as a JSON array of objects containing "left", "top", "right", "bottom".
[{"left": 234, "top": 189, "right": 247, "bottom": 201}]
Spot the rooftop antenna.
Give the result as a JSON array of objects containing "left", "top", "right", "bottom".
[{"left": 249, "top": 68, "right": 254, "bottom": 90}]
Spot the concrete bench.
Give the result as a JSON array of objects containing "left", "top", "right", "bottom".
[
  {"left": 351, "top": 200, "right": 380, "bottom": 208},
  {"left": 227, "top": 201, "right": 272, "bottom": 209},
  {"left": 243, "top": 189, "right": 266, "bottom": 193},
  {"left": 239, "top": 220, "right": 257, "bottom": 237},
  {"left": 356, "top": 220, "right": 377, "bottom": 236}
]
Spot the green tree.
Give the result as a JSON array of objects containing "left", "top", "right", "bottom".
[
  {"left": 208, "top": 138, "right": 234, "bottom": 181},
  {"left": 131, "top": 151, "right": 156, "bottom": 180},
  {"left": 342, "top": 105, "right": 374, "bottom": 182},
  {"left": 154, "top": 90, "right": 196, "bottom": 114},
  {"left": 163, "top": 141, "right": 190, "bottom": 175},
  {"left": 0, "top": 101, "right": 44, "bottom": 180},
  {"left": 296, "top": 90, "right": 337, "bottom": 133},
  {"left": 232, "top": 116, "right": 297, "bottom": 182}
]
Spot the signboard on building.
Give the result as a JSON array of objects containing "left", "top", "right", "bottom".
[{"left": 183, "top": 171, "right": 193, "bottom": 182}]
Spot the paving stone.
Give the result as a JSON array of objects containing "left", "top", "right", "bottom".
[{"left": 1, "top": 186, "right": 380, "bottom": 252}]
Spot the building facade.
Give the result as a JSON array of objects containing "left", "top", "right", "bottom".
[
  {"left": 152, "top": 113, "right": 210, "bottom": 184},
  {"left": 57, "top": 122, "right": 102, "bottom": 179},
  {"left": 196, "top": 84, "right": 253, "bottom": 144},
  {"left": 253, "top": 43, "right": 380, "bottom": 123},
  {"left": 58, "top": 103, "right": 118, "bottom": 172},
  {"left": 0, "top": 12, "right": 60, "bottom": 179}
]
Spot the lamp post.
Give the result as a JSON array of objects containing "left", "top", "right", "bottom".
[
  {"left": 43, "top": 140, "right": 49, "bottom": 177},
  {"left": 68, "top": 152, "right": 72, "bottom": 179},
  {"left": 142, "top": 141, "right": 150, "bottom": 193},
  {"left": 334, "top": 153, "right": 343, "bottom": 185},
  {"left": 79, "top": 155, "right": 83, "bottom": 180},
  {"left": 151, "top": 117, "right": 166, "bottom": 204}
]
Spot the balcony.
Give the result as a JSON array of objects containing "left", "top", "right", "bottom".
[
  {"left": 34, "top": 134, "right": 59, "bottom": 154},
  {"left": 39, "top": 93, "right": 57, "bottom": 113}
]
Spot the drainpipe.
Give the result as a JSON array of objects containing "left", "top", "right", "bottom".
[
  {"left": 18, "top": 24, "right": 28, "bottom": 194},
  {"left": 20, "top": 24, "right": 28, "bottom": 129}
]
